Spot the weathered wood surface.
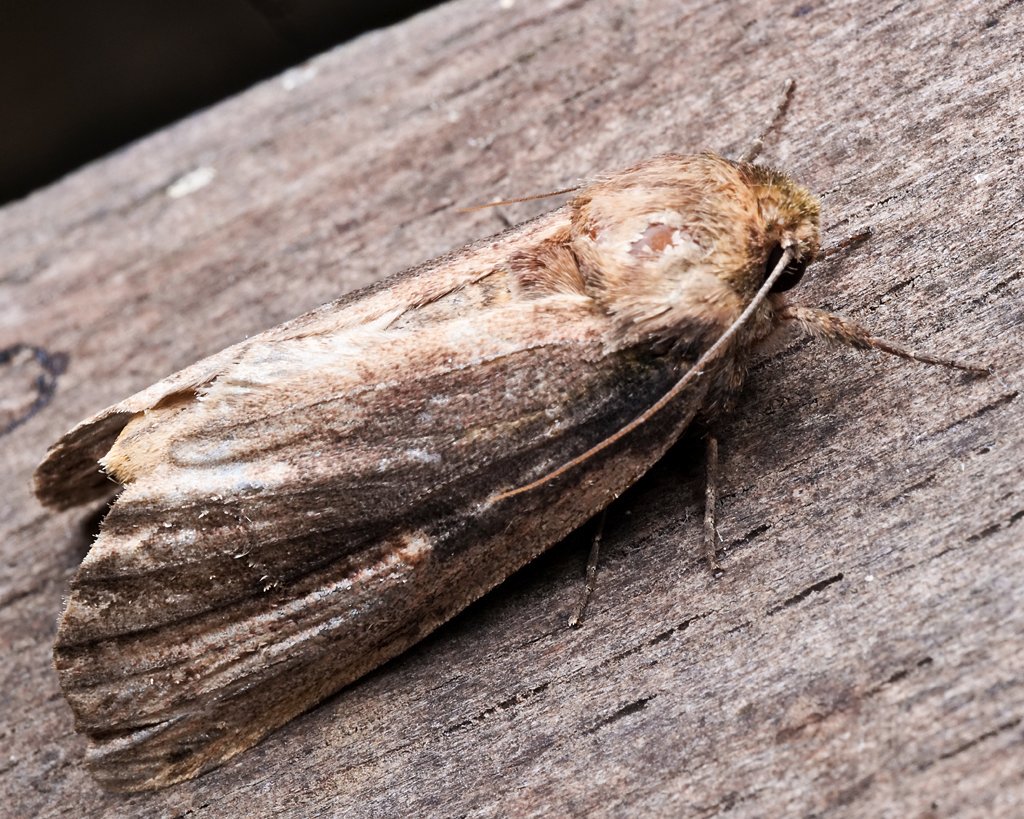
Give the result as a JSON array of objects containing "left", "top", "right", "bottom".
[{"left": 1, "top": 0, "right": 1021, "bottom": 815}]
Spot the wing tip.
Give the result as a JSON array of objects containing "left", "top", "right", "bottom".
[{"left": 33, "top": 410, "right": 133, "bottom": 510}]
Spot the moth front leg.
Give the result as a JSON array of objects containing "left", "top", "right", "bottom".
[{"left": 777, "top": 304, "right": 990, "bottom": 374}]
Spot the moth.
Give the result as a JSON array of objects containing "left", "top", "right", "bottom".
[{"left": 34, "top": 86, "right": 984, "bottom": 792}]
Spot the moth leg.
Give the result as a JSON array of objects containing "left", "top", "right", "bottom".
[
  {"left": 568, "top": 509, "right": 607, "bottom": 628},
  {"left": 703, "top": 434, "right": 724, "bottom": 573},
  {"left": 778, "top": 304, "right": 991, "bottom": 374}
]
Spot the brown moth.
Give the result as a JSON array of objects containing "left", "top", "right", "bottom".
[{"left": 34, "top": 89, "right": 984, "bottom": 792}]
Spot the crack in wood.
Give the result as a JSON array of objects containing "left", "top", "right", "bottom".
[
  {"left": 966, "top": 506, "right": 1024, "bottom": 543},
  {"left": 935, "top": 390, "right": 1019, "bottom": 435},
  {"left": 931, "top": 716, "right": 1022, "bottom": 766},
  {"left": 880, "top": 473, "right": 937, "bottom": 509},
  {"left": 585, "top": 694, "right": 656, "bottom": 736},
  {"left": 767, "top": 572, "right": 844, "bottom": 615},
  {"left": 443, "top": 680, "right": 553, "bottom": 735},
  {"left": 0, "top": 343, "right": 68, "bottom": 437},
  {"left": 601, "top": 611, "right": 714, "bottom": 669}
]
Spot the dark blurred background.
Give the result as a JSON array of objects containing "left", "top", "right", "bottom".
[{"left": 1, "top": 0, "right": 440, "bottom": 206}]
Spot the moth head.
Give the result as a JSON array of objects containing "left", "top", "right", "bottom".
[{"left": 740, "top": 162, "right": 821, "bottom": 294}]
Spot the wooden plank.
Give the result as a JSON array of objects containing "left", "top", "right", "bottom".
[{"left": 1, "top": 0, "right": 1021, "bottom": 815}]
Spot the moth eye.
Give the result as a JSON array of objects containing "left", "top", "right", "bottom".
[{"left": 764, "top": 244, "right": 808, "bottom": 292}]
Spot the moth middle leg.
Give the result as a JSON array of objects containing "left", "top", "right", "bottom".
[
  {"left": 568, "top": 509, "right": 607, "bottom": 628},
  {"left": 569, "top": 427, "right": 723, "bottom": 626}
]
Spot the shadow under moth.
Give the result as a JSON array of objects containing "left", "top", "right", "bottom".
[{"left": 34, "top": 86, "right": 985, "bottom": 792}]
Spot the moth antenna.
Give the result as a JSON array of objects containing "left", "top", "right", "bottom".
[
  {"left": 740, "top": 78, "right": 796, "bottom": 164},
  {"left": 776, "top": 304, "right": 992, "bottom": 374},
  {"left": 494, "top": 249, "right": 796, "bottom": 502},
  {"left": 458, "top": 186, "right": 581, "bottom": 213}
]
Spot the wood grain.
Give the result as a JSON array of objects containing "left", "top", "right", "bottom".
[{"left": 1, "top": 0, "right": 1021, "bottom": 815}]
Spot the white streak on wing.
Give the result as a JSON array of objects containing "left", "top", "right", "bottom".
[
  {"left": 404, "top": 448, "right": 440, "bottom": 465},
  {"left": 126, "top": 459, "right": 296, "bottom": 507}
]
